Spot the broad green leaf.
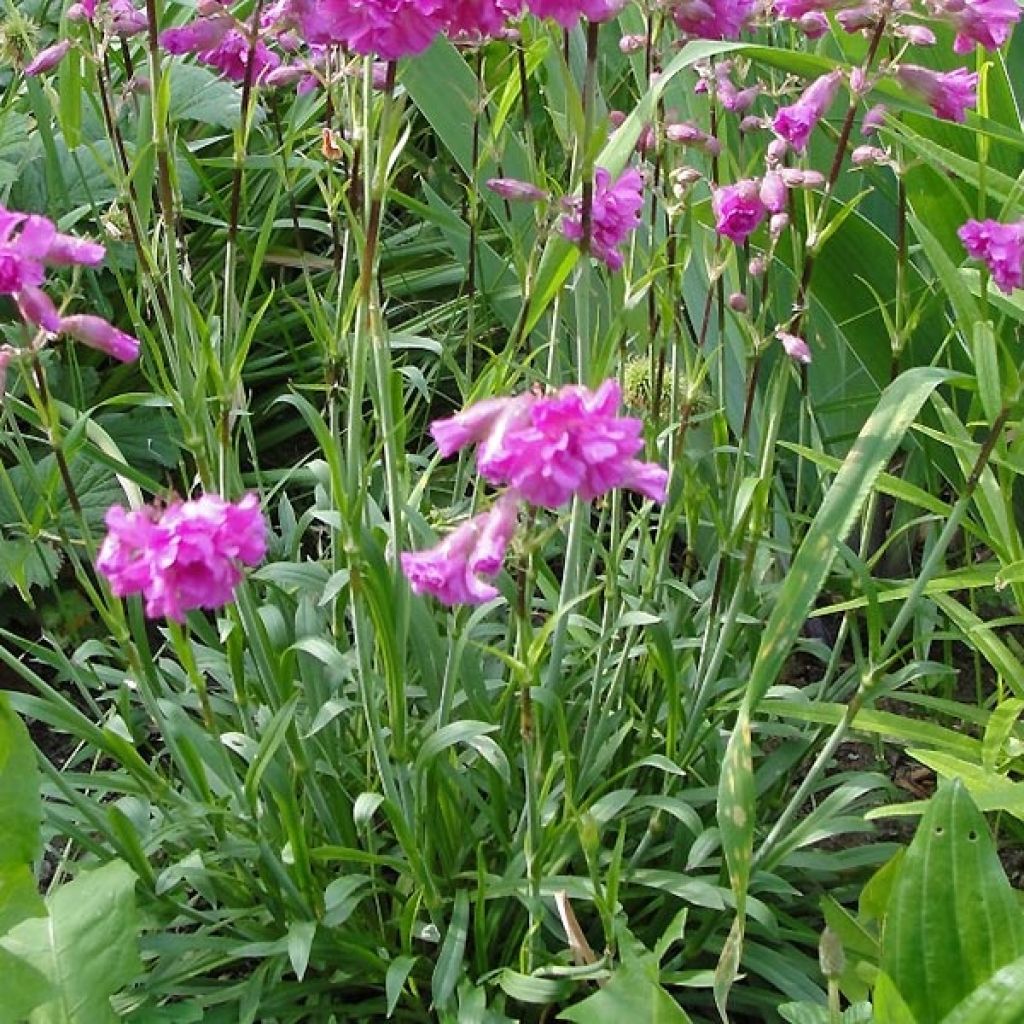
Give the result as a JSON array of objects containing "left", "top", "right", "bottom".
[
  {"left": 881, "top": 781, "right": 1024, "bottom": 1023},
  {"left": 0, "top": 692, "right": 42, "bottom": 867},
  {"left": 558, "top": 955, "right": 692, "bottom": 1022},
  {"left": 286, "top": 921, "right": 316, "bottom": 982},
  {"left": 0, "top": 863, "right": 46, "bottom": 937},
  {"left": 432, "top": 889, "right": 470, "bottom": 1011},
  {"left": 0, "top": 860, "right": 140, "bottom": 1024},
  {"left": 939, "top": 953, "right": 1024, "bottom": 1024},
  {"left": 778, "top": 1002, "right": 873, "bottom": 1024},
  {"left": 167, "top": 64, "right": 244, "bottom": 129},
  {"left": 0, "top": 947, "right": 52, "bottom": 1024}
]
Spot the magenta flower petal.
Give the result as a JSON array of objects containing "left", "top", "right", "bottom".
[{"left": 60, "top": 314, "right": 141, "bottom": 362}]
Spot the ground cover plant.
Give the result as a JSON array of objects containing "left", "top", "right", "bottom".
[{"left": 1, "top": 0, "right": 1024, "bottom": 1019}]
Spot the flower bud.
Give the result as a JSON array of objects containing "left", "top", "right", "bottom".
[
  {"left": 749, "top": 256, "right": 767, "bottom": 276},
  {"left": 770, "top": 212, "right": 789, "bottom": 238},
  {"left": 760, "top": 171, "right": 788, "bottom": 214},
  {"left": 897, "top": 23, "right": 936, "bottom": 44},
  {"left": 799, "top": 11, "right": 830, "bottom": 36},
  {"left": 486, "top": 177, "right": 547, "bottom": 201},
  {"left": 619, "top": 33, "right": 647, "bottom": 53},
  {"left": 777, "top": 330, "right": 811, "bottom": 363},
  {"left": 17, "top": 286, "right": 60, "bottom": 332},
  {"left": 739, "top": 115, "right": 763, "bottom": 133},
  {"left": 767, "top": 138, "right": 789, "bottom": 164},
  {"left": 67, "top": 3, "right": 90, "bottom": 22},
  {"left": 728, "top": 292, "right": 748, "bottom": 312},
  {"left": 24, "top": 40, "right": 72, "bottom": 77},
  {"left": 60, "top": 315, "right": 140, "bottom": 362},
  {"left": 852, "top": 144, "right": 887, "bottom": 165},
  {"left": 609, "top": 110, "right": 627, "bottom": 129},
  {"left": 862, "top": 103, "right": 887, "bottom": 135}
]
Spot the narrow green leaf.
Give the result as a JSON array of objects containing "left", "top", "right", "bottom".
[{"left": 432, "top": 890, "right": 470, "bottom": 1011}]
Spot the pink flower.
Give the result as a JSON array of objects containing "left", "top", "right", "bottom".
[
  {"left": 778, "top": 331, "right": 812, "bottom": 363},
  {"left": 672, "top": 0, "right": 755, "bottom": 39},
  {"left": 161, "top": 14, "right": 235, "bottom": 55},
  {"left": 60, "top": 314, "right": 140, "bottom": 362},
  {"left": 959, "top": 217, "right": 1024, "bottom": 293},
  {"left": 444, "top": 0, "right": 514, "bottom": 35},
  {"left": 97, "top": 494, "right": 267, "bottom": 621},
  {"left": 476, "top": 379, "right": 667, "bottom": 508},
  {"left": 561, "top": 167, "right": 645, "bottom": 272},
  {"left": 526, "top": 0, "right": 624, "bottom": 25},
  {"left": 0, "top": 213, "right": 50, "bottom": 295},
  {"left": 944, "top": 0, "right": 1021, "bottom": 51},
  {"left": 24, "top": 41, "right": 72, "bottom": 77},
  {"left": 712, "top": 179, "right": 767, "bottom": 244},
  {"left": 897, "top": 64, "right": 977, "bottom": 122},
  {"left": 759, "top": 171, "right": 788, "bottom": 214},
  {"left": 294, "top": 0, "right": 447, "bottom": 58},
  {"left": 771, "top": 70, "right": 843, "bottom": 153},
  {"left": 402, "top": 493, "right": 520, "bottom": 605},
  {"left": 431, "top": 395, "right": 531, "bottom": 457}
]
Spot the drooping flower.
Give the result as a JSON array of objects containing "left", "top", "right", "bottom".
[
  {"left": 672, "top": 0, "right": 756, "bottom": 39},
  {"left": 561, "top": 166, "right": 645, "bottom": 272},
  {"left": 772, "top": 70, "right": 843, "bottom": 153},
  {"left": 942, "top": 0, "right": 1021, "bottom": 52},
  {"left": 96, "top": 493, "right": 267, "bottom": 621},
  {"left": 443, "top": 0, "right": 517, "bottom": 36},
  {"left": 896, "top": 64, "right": 977, "bottom": 122},
  {"left": 294, "top": 0, "right": 447, "bottom": 58},
  {"left": 958, "top": 217, "right": 1024, "bottom": 293},
  {"left": 712, "top": 179, "right": 767, "bottom": 244},
  {"left": 401, "top": 492, "right": 520, "bottom": 605}
]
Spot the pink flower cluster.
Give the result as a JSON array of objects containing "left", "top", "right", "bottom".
[
  {"left": 959, "top": 218, "right": 1024, "bottom": 293},
  {"left": 672, "top": 0, "right": 756, "bottom": 38},
  {"left": 0, "top": 205, "right": 139, "bottom": 362},
  {"left": 97, "top": 493, "right": 267, "bottom": 621},
  {"left": 402, "top": 380, "right": 668, "bottom": 605},
  {"left": 772, "top": 71, "right": 843, "bottom": 153},
  {"left": 561, "top": 167, "right": 645, "bottom": 272}
]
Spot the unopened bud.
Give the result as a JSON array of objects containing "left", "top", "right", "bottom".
[
  {"left": 767, "top": 138, "right": 789, "bottom": 164},
  {"left": 486, "top": 177, "right": 547, "bottom": 201},
  {"left": 897, "top": 23, "right": 936, "bottom": 44},
  {"left": 749, "top": 256, "right": 767, "bottom": 276},
  {"left": 739, "top": 115, "right": 763, "bottom": 133},
  {"left": 770, "top": 212, "right": 789, "bottom": 238},
  {"left": 849, "top": 67, "right": 868, "bottom": 94},
  {"left": 760, "top": 171, "right": 788, "bottom": 213},
  {"left": 852, "top": 144, "right": 887, "bottom": 165},
  {"left": 619, "top": 33, "right": 647, "bottom": 54},
  {"left": 728, "top": 292, "right": 748, "bottom": 312},
  {"left": 609, "top": 110, "right": 627, "bottom": 129},
  {"left": 799, "top": 10, "right": 830, "bottom": 36},
  {"left": 24, "top": 40, "right": 72, "bottom": 77}
]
